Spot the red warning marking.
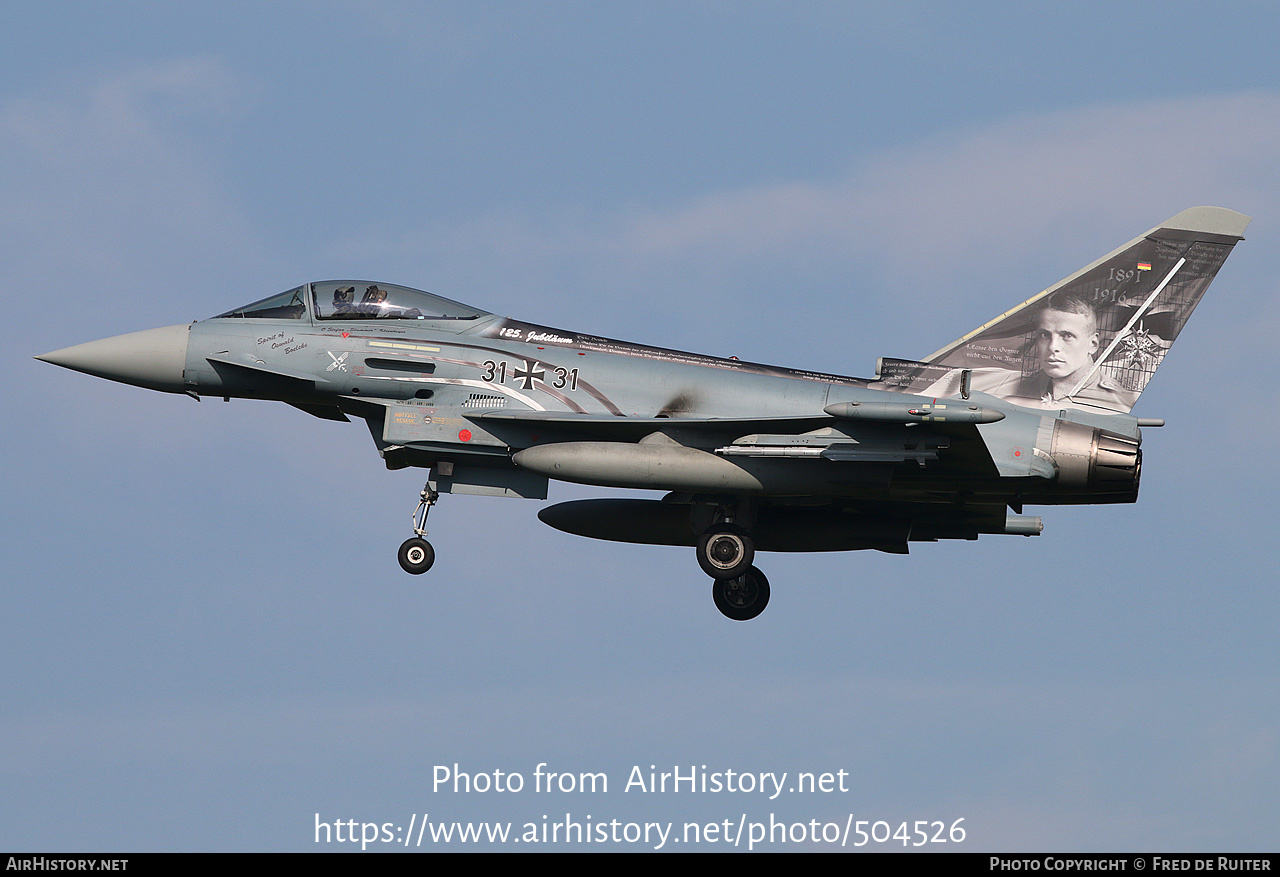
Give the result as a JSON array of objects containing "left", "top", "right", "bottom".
[
  {"left": 459, "top": 429, "right": 472, "bottom": 442},
  {"left": 341, "top": 332, "right": 350, "bottom": 338}
]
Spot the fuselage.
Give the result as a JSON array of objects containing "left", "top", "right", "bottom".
[
  {"left": 36, "top": 280, "right": 1138, "bottom": 512},
  {"left": 33, "top": 206, "right": 1249, "bottom": 619}
]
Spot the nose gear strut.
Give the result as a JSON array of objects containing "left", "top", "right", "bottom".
[{"left": 398, "top": 484, "right": 439, "bottom": 574}]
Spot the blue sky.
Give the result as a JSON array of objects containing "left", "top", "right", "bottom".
[{"left": 3, "top": 2, "right": 1278, "bottom": 851}]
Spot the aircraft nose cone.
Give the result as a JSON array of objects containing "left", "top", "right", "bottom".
[{"left": 36, "top": 324, "right": 190, "bottom": 394}]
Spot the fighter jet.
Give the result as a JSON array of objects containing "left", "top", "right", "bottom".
[{"left": 37, "top": 207, "right": 1248, "bottom": 620}]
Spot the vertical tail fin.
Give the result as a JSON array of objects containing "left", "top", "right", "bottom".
[{"left": 907, "top": 207, "right": 1250, "bottom": 413}]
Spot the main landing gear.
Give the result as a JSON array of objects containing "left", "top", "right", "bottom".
[
  {"left": 711, "top": 566, "right": 770, "bottom": 622},
  {"left": 696, "top": 523, "right": 754, "bottom": 580},
  {"left": 696, "top": 513, "right": 770, "bottom": 621},
  {"left": 397, "top": 484, "right": 439, "bottom": 574}
]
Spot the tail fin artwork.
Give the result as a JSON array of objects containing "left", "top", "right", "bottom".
[{"left": 875, "top": 207, "right": 1250, "bottom": 414}]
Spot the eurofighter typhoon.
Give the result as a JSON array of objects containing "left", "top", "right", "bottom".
[{"left": 37, "top": 207, "right": 1249, "bottom": 619}]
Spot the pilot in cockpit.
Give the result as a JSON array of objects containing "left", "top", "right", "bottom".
[
  {"left": 331, "top": 286, "right": 356, "bottom": 317},
  {"left": 360, "top": 285, "right": 389, "bottom": 316}
]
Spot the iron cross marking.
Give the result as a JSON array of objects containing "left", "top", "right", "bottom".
[{"left": 512, "top": 359, "right": 546, "bottom": 390}]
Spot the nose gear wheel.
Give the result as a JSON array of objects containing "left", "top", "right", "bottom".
[{"left": 398, "top": 537, "right": 435, "bottom": 574}]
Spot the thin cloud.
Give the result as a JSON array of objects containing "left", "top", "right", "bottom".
[
  {"left": 614, "top": 92, "right": 1280, "bottom": 273},
  {"left": 354, "top": 91, "right": 1280, "bottom": 351},
  {"left": 405, "top": 92, "right": 1280, "bottom": 270}
]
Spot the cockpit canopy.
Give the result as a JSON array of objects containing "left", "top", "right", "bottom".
[{"left": 213, "top": 282, "right": 490, "bottom": 322}]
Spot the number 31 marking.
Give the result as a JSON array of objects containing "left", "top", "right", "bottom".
[
  {"left": 552, "top": 366, "right": 579, "bottom": 390},
  {"left": 483, "top": 361, "right": 578, "bottom": 391}
]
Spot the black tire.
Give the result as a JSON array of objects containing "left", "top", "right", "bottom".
[
  {"left": 398, "top": 537, "right": 435, "bottom": 574},
  {"left": 712, "top": 566, "right": 771, "bottom": 621},
  {"left": 696, "top": 523, "right": 754, "bottom": 580}
]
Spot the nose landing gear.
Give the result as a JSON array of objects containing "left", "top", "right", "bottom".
[
  {"left": 397, "top": 484, "right": 439, "bottom": 575},
  {"left": 398, "top": 537, "right": 435, "bottom": 574}
]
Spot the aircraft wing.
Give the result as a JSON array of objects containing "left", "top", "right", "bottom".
[
  {"left": 476, "top": 396, "right": 1003, "bottom": 438},
  {"left": 478, "top": 409, "right": 983, "bottom": 468},
  {"left": 474, "top": 410, "right": 837, "bottom": 441}
]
